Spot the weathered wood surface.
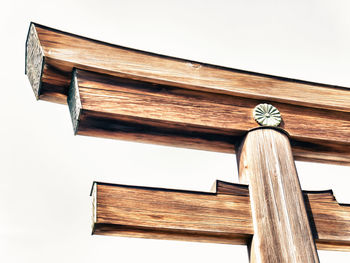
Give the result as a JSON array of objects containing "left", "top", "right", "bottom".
[
  {"left": 25, "top": 23, "right": 350, "bottom": 112},
  {"left": 25, "top": 23, "right": 350, "bottom": 164},
  {"left": 68, "top": 69, "right": 350, "bottom": 165},
  {"left": 91, "top": 180, "right": 350, "bottom": 252},
  {"left": 237, "top": 128, "right": 319, "bottom": 262}
]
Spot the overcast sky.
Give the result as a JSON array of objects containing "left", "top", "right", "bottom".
[{"left": 1, "top": 1, "right": 350, "bottom": 262}]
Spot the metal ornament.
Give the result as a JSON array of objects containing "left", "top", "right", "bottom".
[{"left": 253, "top": 103, "right": 282, "bottom": 127}]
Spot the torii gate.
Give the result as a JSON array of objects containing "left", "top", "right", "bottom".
[{"left": 25, "top": 23, "right": 350, "bottom": 262}]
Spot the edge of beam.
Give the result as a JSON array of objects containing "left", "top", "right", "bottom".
[
  {"left": 92, "top": 223, "right": 250, "bottom": 245},
  {"left": 90, "top": 181, "right": 219, "bottom": 197},
  {"left": 25, "top": 23, "right": 45, "bottom": 99},
  {"left": 67, "top": 68, "right": 81, "bottom": 133}
]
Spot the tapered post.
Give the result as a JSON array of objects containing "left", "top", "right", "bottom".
[{"left": 237, "top": 128, "right": 319, "bottom": 262}]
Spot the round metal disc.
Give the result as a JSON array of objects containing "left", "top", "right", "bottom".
[{"left": 253, "top": 103, "right": 282, "bottom": 127}]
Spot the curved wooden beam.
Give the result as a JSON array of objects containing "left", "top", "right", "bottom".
[
  {"left": 25, "top": 23, "right": 350, "bottom": 112},
  {"left": 25, "top": 23, "right": 350, "bottom": 165}
]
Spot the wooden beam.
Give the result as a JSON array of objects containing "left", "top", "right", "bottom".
[
  {"left": 91, "top": 181, "right": 252, "bottom": 245},
  {"left": 26, "top": 23, "right": 350, "bottom": 113},
  {"left": 91, "top": 180, "right": 350, "bottom": 252},
  {"left": 25, "top": 23, "right": 350, "bottom": 164},
  {"left": 237, "top": 128, "right": 319, "bottom": 262},
  {"left": 67, "top": 69, "right": 350, "bottom": 165}
]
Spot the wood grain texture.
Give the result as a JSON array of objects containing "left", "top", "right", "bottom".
[
  {"left": 304, "top": 190, "right": 350, "bottom": 251},
  {"left": 68, "top": 69, "right": 350, "bottom": 165},
  {"left": 237, "top": 128, "right": 319, "bottom": 262},
  {"left": 91, "top": 180, "right": 350, "bottom": 251},
  {"left": 25, "top": 23, "right": 350, "bottom": 113},
  {"left": 91, "top": 181, "right": 252, "bottom": 245}
]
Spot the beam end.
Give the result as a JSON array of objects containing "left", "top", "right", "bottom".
[
  {"left": 67, "top": 69, "right": 81, "bottom": 134},
  {"left": 25, "top": 23, "right": 44, "bottom": 99}
]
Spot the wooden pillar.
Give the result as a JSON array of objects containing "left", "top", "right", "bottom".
[{"left": 237, "top": 128, "right": 319, "bottom": 262}]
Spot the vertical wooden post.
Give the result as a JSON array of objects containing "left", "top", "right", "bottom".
[{"left": 237, "top": 128, "right": 319, "bottom": 262}]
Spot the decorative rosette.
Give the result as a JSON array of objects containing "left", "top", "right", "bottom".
[{"left": 253, "top": 103, "right": 281, "bottom": 127}]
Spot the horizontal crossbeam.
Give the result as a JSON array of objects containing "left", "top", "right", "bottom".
[
  {"left": 91, "top": 180, "right": 350, "bottom": 252},
  {"left": 67, "top": 69, "right": 350, "bottom": 164}
]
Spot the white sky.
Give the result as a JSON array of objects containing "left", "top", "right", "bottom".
[{"left": 1, "top": 0, "right": 350, "bottom": 262}]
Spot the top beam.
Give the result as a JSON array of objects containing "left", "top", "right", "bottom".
[
  {"left": 25, "top": 23, "right": 350, "bottom": 165},
  {"left": 26, "top": 23, "right": 350, "bottom": 111}
]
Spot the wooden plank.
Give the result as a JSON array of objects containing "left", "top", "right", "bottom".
[
  {"left": 91, "top": 180, "right": 350, "bottom": 252},
  {"left": 237, "top": 128, "right": 319, "bottom": 262},
  {"left": 91, "top": 181, "right": 252, "bottom": 245},
  {"left": 25, "top": 23, "right": 350, "bottom": 114},
  {"left": 68, "top": 69, "right": 350, "bottom": 165}
]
